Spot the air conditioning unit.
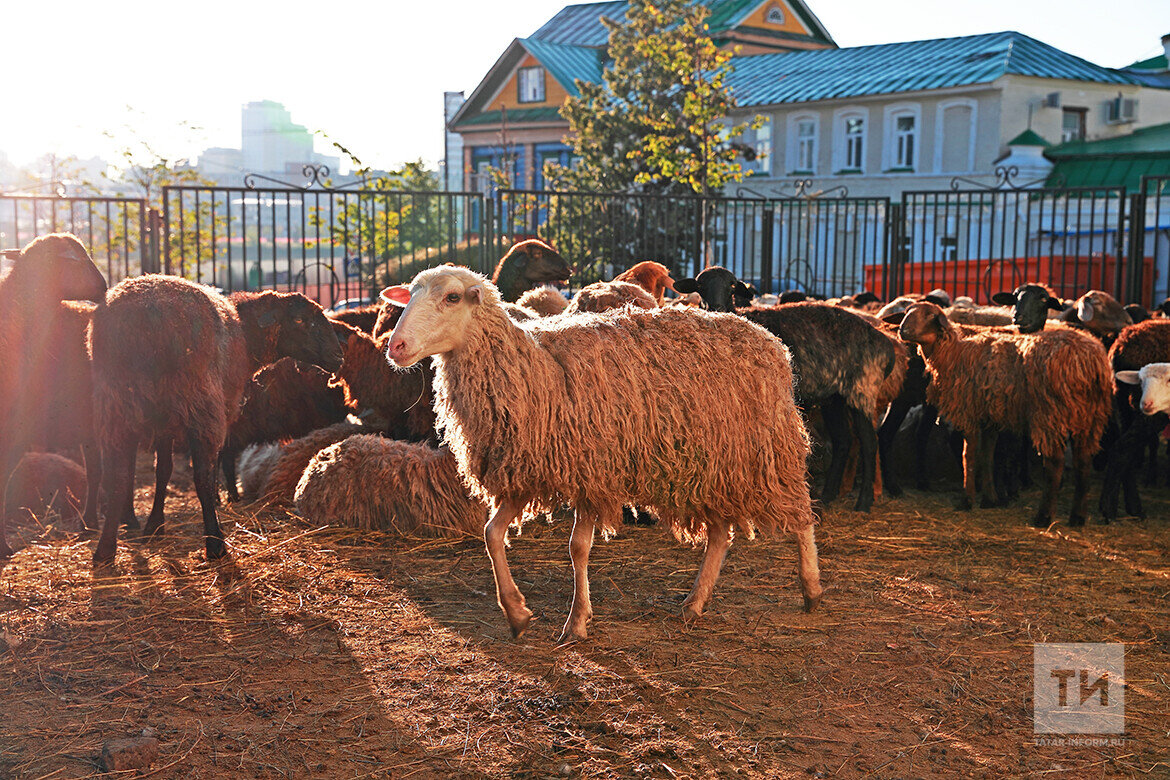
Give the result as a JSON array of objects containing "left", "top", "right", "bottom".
[
  {"left": 1043, "top": 92, "right": 1062, "bottom": 109},
  {"left": 1105, "top": 96, "right": 1138, "bottom": 124}
]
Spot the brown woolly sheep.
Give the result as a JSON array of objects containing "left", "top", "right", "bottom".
[
  {"left": 614, "top": 261, "right": 675, "bottom": 305},
  {"left": 237, "top": 443, "right": 281, "bottom": 502},
  {"left": 1059, "top": 290, "right": 1132, "bottom": 345},
  {"left": 4, "top": 452, "right": 87, "bottom": 526},
  {"left": 502, "top": 302, "right": 540, "bottom": 322},
  {"left": 0, "top": 233, "right": 107, "bottom": 557},
  {"left": 516, "top": 286, "right": 569, "bottom": 317},
  {"left": 564, "top": 279, "right": 657, "bottom": 314},
  {"left": 90, "top": 278, "right": 345, "bottom": 564},
  {"left": 220, "top": 358, "right": 350, "bottom": 501},
  {"left": 255, "top": 422, "right": 367, "bottom": 503},
  {"left": 898, "top": 302, "right": 1112, "bottom": 526},
  {"left": 382, "top": 266, "right": 820, "bottom": 643},
  {"left": 328, "top": 303, "right": 382, "bottom": 333},
  {"left": 331, "top": 324, "right": 436, "bottom": 441},
  {"left": 943, "top": 303, "right": 1014, "bottom": 327},
  {"left": 294, "top": 435, "right": 487, "bottom": 537},
  {"left": 491, "top": 239, "right": 572, "bottom": 302}
]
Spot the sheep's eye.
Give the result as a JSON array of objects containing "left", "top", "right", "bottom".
[
  {"left": 446, "top": 292, "right": 461, "bottom": 304},
  {"left": 294, "top": 317, "right": 303, "bottom": 324}
]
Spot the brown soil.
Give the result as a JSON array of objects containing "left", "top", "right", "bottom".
[{"left": 1, "top": 455, "right": 1167, "bottom": 778}]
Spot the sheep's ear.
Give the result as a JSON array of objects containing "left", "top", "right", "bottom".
[
  {"left": 882, "top": 311, "right": 905, "bottom": 325},
  {"left": 1077, "top": 297, "right": 1095, "bottom": 322},
  {"left": 380, "top": 285, "right": 412, "bottom": 308},
  {"left": 733, "top": 280, "right": 756, "bottom": 296},
  {"left": 991, "top": 292, "right": 1015, "bottom": 306},
  {"left": 466, "top": 285, "right": 484, "bottom": 305},
  {"left": 1115, "top": 370, "right": 1141, "bottom": 385},
  {"left": 854, "top": 290, "right": 880, "bottom": 306},
  {"left": 674, "top": 278, "right": 699, "bottom": 294},
  {"left": 1047, "top": 297, "right": 1064, "bottom": 311}
]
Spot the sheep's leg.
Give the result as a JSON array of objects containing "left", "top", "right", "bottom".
[
  {"left": 142, "top": 437, "right": 174, "bottom": 537},
  {"left": 878, "top": 397, "right": 911, "bottom": 498},
  {"left": 188, "top": 434, "right": 227, "bottom": 560},
  {"left": 682, "top": 522, "right": 732, "bottom": 621},
  {"left": 849, "top": 406, "right": 877, "bottom": 512},
  {"left": 0, "top": 466, "right": 13, "bottom": 559},
  {"left": 795, "top": 524, "right": 823, "bottom": 612},
  {"left": 1068, "top": 437, "right": 1093, "bottom": 527},
  {"left": 957, "top": 431, "right": 979, "bottom": 511},
  {"left": 559, "top": 512, "right": 596, "bottom": 643},
  {"left": 484, "top": 499, "right": 532, "bottom": 637},
  {"left": 915, "top": 405, "right": 940, "bottom": 491},
  {"left": 94, "top": 440, "right": 137, "bottom": 565},
  {"left": 80, "top": 443, "right": 102, "bottom": 532},
  {"left": 819, "top": 396, "right": 850, "bottom": 505},
  {"left": 1031, "top": 452, "right": 1064, "bottom": 528},
  {"left": 978, "top": 426, "right": 998, "bottom": 509},
  {"left": 220, "top": 449, "right": 241, "bottom": 503}
]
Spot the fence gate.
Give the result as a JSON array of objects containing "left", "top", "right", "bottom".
[
  {"left": 1131, "top": 176, "right": 1170, "bottom": 307},
  {"left": 0, "top": 192, "right": 153, "bottom": 285},
  {"left": 161, "top": 168, "right": 487, "bottom": 308},
  {"left": 895, "top": 167, "right": 1130, "bottom": 304}
]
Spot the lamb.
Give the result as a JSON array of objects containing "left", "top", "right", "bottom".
[
  {"left": 1099, "top": 319, "right": 1170, "bottom": 521},
  {"left": 0, "top": 233, "right": 107, "bottom": 558},
  {"left": 331, "top": 324, "right": 436, "bottom": 441},
  {"left": 516, "top": 286, "right": 569, "bottom": 317},
  {"left": 3, "top": 453, "right": 87, "bottom": 527},
  {"left": 382, "top": 266, "right": 821, "bottom": 642},
  {"left": 675, "top": 267, "right": 900, "bottom": 512},
  {"left": 220, "top": 357, "right": 350, "bottom": 501},
  {"left": 89, "top": 278, "right": 345, "bottom": 564},
  {"left": 294, "top": 435, "right": 487, "bottom": 537},
  {"left": 564, "top": 280, "right": 657, "bottom": 314},
  {"left": 614, "top": 261, "right": 675, "bottom": 305},
  {"left": 897, "top": 302, "right": 1112, "bottom": 526},
  {"left": 251, "top": 422, "right": 367, "bottom": 503},
  {"left": 491, "top": 239, "right": 572, "bottom": 302}
]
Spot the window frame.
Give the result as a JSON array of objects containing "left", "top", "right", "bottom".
[
  {"left": 517, "top": 66, "right": 545, "bottom": 104},
  {"left": 786, "top": 113, "right": 819, "bottom": 175},
  {"left": 1061, "top": 107, "right": 1087, "bottom": 143},
  {"left": 883, "top": 104, "right": 921, "bottom": 173},
  {"left": 832, "top": 107, "right": 868, "bottom": 174},
  {"left": 933, "top": 98, "right": 978, "bottom": 174}
]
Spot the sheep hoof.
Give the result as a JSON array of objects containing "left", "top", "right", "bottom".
[
  {"left": 557, "top": 625, "right": 589, "bottom": 644},
  {"left": 93, "top": 547, "right": 115, "bottom": 567},
  {"left": 1067, "top": 513, "right": 1087, "bottom": 528},
  {"left": 802, "top": 591, "right": 823, "bottom": 613},
  {"left": 122, "top": 515, "right": 141, "bottom": 531},
  {"left": 1029, "top": 515, "right": 1051, "bottom": 529},
  {"left": 142, "top": 519, "right": 164, "bottom": 538},
  {"left": 205, "top": 539, "right": 228, "bottom": 560},
  {"left": 506, "top": 607, "right": 534, "bottom": 638},
  {"left": 681, "top": 602, "right": 704, "bottom": 623}
]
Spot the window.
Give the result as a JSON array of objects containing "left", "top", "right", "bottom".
[
  {"left": 764, "top": 4, "right": 785, "bottom": 24},
  {"left": 1062, "top": 108, "right": 1086, "bottom": 142},
  {"left": 844, "top": 117, "right": 864, "bottom": 169},
  {"left": 935, "top": 100, "right": 976, "bottom": 173},
  {"left": 894, "top": 115, "right": 916, "bottom": 169},
  {"left": 738, "top": 116, "right": 772, "bottom": 175},
  {"left": 517, "top": 67, "right": 545, "bottom": 103},
  {"left": 796, "top": 120, "right": 816, "bottom": 172}
]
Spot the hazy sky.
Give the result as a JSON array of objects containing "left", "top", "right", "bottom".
[{"left": 3, "top": 0, "right": 1168, "bottom": 173}]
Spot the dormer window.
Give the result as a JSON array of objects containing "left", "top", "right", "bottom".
[{"left": 518, "top": 67, "right": 545, "bottom": 103}]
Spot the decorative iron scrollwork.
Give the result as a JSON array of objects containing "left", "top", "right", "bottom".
[
  {"left": 244, "top": 163, "right": 371, "bottom": 191},
  {"left": 950, "top": 165, "right": 1050, "bottom": 192},
  {"left": 735, "top": 179, "right": 849, "bottom": 200}
]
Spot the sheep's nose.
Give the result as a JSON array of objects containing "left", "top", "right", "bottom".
[
  {"left": 1142, "top": 400, "right": 1156, "bottom": 415},
  {"left": 387, "top": 336, "right": 409, "bottom": 363}
]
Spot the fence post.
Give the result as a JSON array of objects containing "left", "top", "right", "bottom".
[
  {"left": 1125, "top": 191, "right": 1147, "bottom": 306},
  {"left": 760, "top": 205, "right": 775, "bottom": 295},
  {"left": 161, "top": 189, "right": 172, "bottom": 276},
  {"left": 143, "top": 207, "right": 162, "bottom": 274},
  {"left": 482, "top": 194, "right": 495, "bottom": 276},
  {"left": 885, "top": 202, "right": 903, "bottom": 300}
]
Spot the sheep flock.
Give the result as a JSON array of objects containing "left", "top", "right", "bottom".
[{"left": 3, "top": 232, "right": 1170, "bottom": 644}]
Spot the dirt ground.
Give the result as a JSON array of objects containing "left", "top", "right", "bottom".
[{"left": 1, "top": 455, "right": 1167, "bottom": 779}]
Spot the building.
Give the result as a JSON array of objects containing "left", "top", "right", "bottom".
[
  {"left": 449, "top": 0, "right": 835, "bottom": 192},
  {"left": 449, "top": 2, "right": 1170, "bottom": 198},
  {"left": 197, "top": 100, "right": 339, "bottom": 183}
]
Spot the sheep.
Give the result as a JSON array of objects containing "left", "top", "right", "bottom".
[
  {"left": 4, "top": 452, "right": 87, "bottom": 527},
  {"left": 1060, "top": 290, "right": 1132, "bottom": 345},
  {"left": 502, "top": 302, "right": 540, "bottom": 322},
  {"left": 564, "top": 280, "right": 657, "bottom": 314},
  {"left": 897, "top": 302, "right": 1112, "bottom": 526},
  {"left": 331, "top": 324, "right": 436, "bottom": 441},
  {"left": 294, "top": 435, "right": 487, "bottom": 537},
  {"left": 0, "top": 233, "right": 107, "bottom": 558},
  {"left": 328, "top": 303, "right": 382, "bottom": 333},
  {"left": 614, "top": 261, "right": 675, "bottom": 305},
  {"left": 491, "top": 239, "right": 572, "bottom": 302},
  {"left": 1124, "top": 304, "right": 1150, "bottom": 324},
  {"left": 943, "top": 303, "right": 1014, "bottom": 327},
  {"left": 516, "top": 286, "right": 569, "bottom": 317},
  {"left": 253, "top": 422, "right": 368, "bottom": 503},
  {"left": 220, "top": 357, "right": 350, "bottom": 501},
  {"left": 1116, "top": 363, "right": 1170, "bottom": 414},
  {"left": 89, "top": 278, "right": 345, "bottom": 564},
  {"left": 237, "top": 443, "right": 282, "bottom": 502},
  {"left": 991, "top": 284, "right": 1067, "bottom": 333},
  {"left": 1099, "top": 319, "right": 1170, "bottom": 521},
  {"left": 381, "top": 266, "right": 821, "bottom": 642},
  {"left": 675, "top": 267, "right": 900, "bottom": 512}
]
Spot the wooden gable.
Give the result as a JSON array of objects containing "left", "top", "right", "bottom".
[{"left": 485, "top": 54, "right": 571, "bottom": 114}]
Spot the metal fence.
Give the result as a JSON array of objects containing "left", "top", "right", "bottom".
[
  {"left": 0, "top": 194, "right": 153, "bottom": 285},
  {"left": 4, "top": 170, "right": 1167, "bottom": 308}
]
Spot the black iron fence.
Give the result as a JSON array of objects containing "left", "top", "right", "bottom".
[{"left": 4, "top": 170, "right": 1168, "bottom": 308}]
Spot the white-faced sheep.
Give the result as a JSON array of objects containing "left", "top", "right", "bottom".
[
  {"left": 381, "top": 266, "right": 821, "bottom": 642},
  {"left": 294, "top": 435, "right": 487, "bottom": 537},
  {"left": 0, "top": 234, "right": 107, "bottom": 558},
  {"left": 897, "top": 302, "right": 1112, "bottom": 526},
  {"left": 89, "top": 277, "right": 345, "bottom": 564},
  {"left": 516, "top": 286, "right": 569, "bottom": 317}
]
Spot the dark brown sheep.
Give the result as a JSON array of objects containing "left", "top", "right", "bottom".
[
  {"left": 220, "top": 357, "right": 350, "bottom": 501},
  {"left": 4, "top": 452, "right": 87, "bottom": 526},
  {"left": 89, "top": 278, "right": 344, "bottom": 564},
  {"left": 0, "top": 234, "right": 107, "bottom": 558},
  {"left": 898, "top": 303, "right": 1112, "bottom": 526},
  {"left": 331, "top": 324, "right": 436, "bottom": 441},
  {"left": 328, "top": 303, "right": 382, "bottom": 333},
  {"left": 491, "top": 239, "right": 572, "bottom": 302}
]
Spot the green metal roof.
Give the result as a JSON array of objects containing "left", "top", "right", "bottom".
[
  {"left": 1008, "top": 129, "right": 1051, "bottom": 147},
  {"left": 727, "top": 31, "right": 1139, "bottom": 107},
  {"left": 457, "top": 107, "right": 566, "bottom": 126},
  {"left": 1127, "top": 53, "right": 1168, "bottom": 71},
  {"left": 530, "top": 0, "right": 834, "bottom": 47},
  {"left": 521, "top": 37, "right": 607, "bottom": 96},
  {"left": 1045, "top": 122, "right": 1170, "bottom": 191}
]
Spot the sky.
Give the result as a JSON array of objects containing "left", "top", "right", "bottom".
[{"left": 2, "top": 0, "right": 1168, "bottom": 174}]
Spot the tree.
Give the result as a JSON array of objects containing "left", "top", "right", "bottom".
[{"left": 550, "top": 0, "right": 761, "bottom": 196}]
